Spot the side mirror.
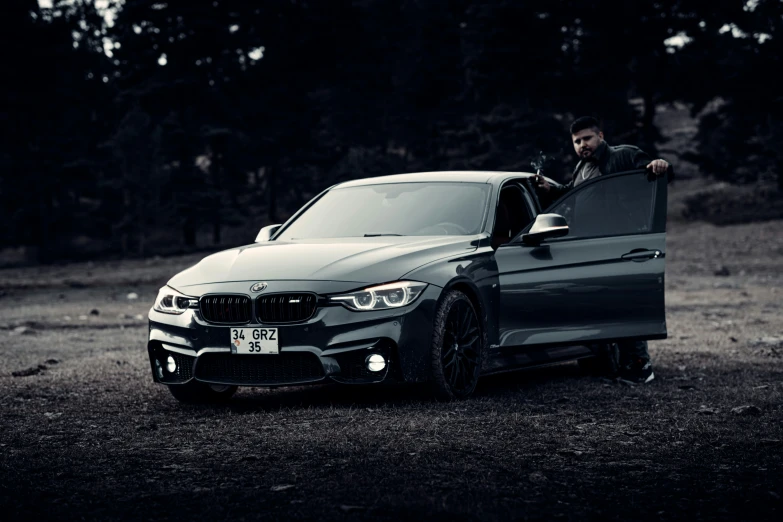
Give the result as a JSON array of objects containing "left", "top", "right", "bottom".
[
  {"left": 255, "top": 224, "right": 281, "bottom": 242},
  {"left": 521, "top": 213, "right": 568, "bottom": 245}
]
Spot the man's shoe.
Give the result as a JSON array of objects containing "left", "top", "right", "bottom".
[{"left": 618, "top": 358, "right": 655, "bottom": 384}]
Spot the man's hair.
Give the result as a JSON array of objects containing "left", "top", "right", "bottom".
[{"left": 570, "top": 116, "right": 601, "bottom": 135}]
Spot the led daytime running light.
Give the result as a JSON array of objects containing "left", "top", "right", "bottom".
[
  {"left": 330, "top": 281, "right": 427, "bottom": 311},
  {"left": 153, "top": 287, "right": 197, "bottom": 315}
]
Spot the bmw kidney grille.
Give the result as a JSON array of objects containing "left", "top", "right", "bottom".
[
  {"left": 200, "top": 295, "right": 252, "bottom": 324},
  {"left": 256, "top": 293, "right": 317, "bottom": 323}
]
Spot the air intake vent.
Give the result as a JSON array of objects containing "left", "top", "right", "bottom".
[
  {"left": 256, "top": 293, "right": 317, "bottom": 323},
  {"left": 200, "top": 295, "right": 252, "bottom": 324},
  {"left": 195, "top": 352, "right": 325, "bottom": 385}
]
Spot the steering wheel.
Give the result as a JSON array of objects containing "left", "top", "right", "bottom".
[{"left": 426, "top": 222, "right": 470, "bottom": 235}]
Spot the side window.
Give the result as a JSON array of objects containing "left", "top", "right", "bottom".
[
  {"left": 492, "top": 184, "right": 535, "bottom": 249},
  {"left": 548, "top": 172, "right": 658, "bottom": 240}
]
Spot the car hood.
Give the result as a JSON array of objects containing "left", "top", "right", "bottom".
[{"left": 169, "top": 236, "right": 479, "bottom": 289}]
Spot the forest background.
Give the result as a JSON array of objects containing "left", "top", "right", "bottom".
[{"left": 2, "top": 0, "right": 781, "bottom": 264}]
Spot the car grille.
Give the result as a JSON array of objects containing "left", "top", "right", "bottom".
[
  {"left": 330, "top": 342, "right": 391, "bottom": 383},
  {"left": 256, "top": 293, "right": 317, "bottom": 323},
  {"left": 195, "top": 352, "right": 325, "bottom": 385},
  {"left": 200, "top": 295, "right": 252, "bottom": 324},
  {"left": 167, "top": 352, "right": 194, "bottom": 382},
  {"left": 340, "top": 359, "right": 378, "bottom": 380}
]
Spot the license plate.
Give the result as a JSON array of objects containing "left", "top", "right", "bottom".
[{"left": 230, "top": 328, "right": 279, "bottom": 354}]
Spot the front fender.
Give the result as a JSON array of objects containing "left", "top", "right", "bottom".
[{"left": 403, "top": 245, "right": 500, "bottom": 348}]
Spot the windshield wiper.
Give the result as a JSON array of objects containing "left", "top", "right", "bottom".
[{"left": 363, "top": 233, "right": 405, "bottom": 237}]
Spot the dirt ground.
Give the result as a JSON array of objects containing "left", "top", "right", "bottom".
[{"left": 0, "top": 212, "right": 781, "bottom": 521}]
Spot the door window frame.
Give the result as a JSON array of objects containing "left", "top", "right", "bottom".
[
  {"left": 514, "top": 169, "right": 667, "bottom": 244},
  {"left": 491, "top": 179, "right": 538, "bottom": 235}
]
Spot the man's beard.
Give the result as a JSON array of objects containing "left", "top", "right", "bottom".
[{"left": 580, "top": 148, "right": 593, "bottom": 157}]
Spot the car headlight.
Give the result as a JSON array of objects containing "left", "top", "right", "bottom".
[
  {"left": 330, "top": 281, "right": 427, "bottom": 311},
  {"left": 153, "top": 286, "right": 198, "bottom": 315}
]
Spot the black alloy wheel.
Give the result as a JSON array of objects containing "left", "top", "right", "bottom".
[{"left": 430, "top": 290, "right": 485, "bottom": 400}]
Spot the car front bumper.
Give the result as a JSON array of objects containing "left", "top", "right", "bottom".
[{"left": 147, "top": 284, "right": 441, "bottom": 388}]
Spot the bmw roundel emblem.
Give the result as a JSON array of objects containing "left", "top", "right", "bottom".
[{"left": 250, "top": 282, "right": 268, "bottom": 293}]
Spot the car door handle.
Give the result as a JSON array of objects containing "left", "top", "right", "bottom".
[{"left": 621, "top": 249, "right": 662, "bottom": 262}]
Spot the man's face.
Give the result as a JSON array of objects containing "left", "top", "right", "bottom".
[{"left": 572, "top": 128, "right": 604, "bottom": 158}]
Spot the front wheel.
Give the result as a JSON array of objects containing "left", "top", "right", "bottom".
[
  {"left": 430, "top": 290, "right": 486, "bottom": 400},
  {"left": 167, "top": 381, "right": 238, "bottom": 403}
]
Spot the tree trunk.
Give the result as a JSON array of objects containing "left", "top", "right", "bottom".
[
  {"left": 122, "top": 185, "right": 131, "bottom": 256},
  {"left": 210, "top": 150, "right": 222, "bottom": 245},
  {"left": 212, "top": 216, "right": 221, "bottom": 245},
  {"left": 778, "top": 160, "right": 783, "bottom": 192},
  {"left": 641, "top": 88, "right": 656, "bottom": 153},
  {"left": 268, "top": 166, "right": 278, "bottom": 222},
  {"left": 642, "top": 90, "right": 655, "bottom": 132},
  {"left": 37, "top": 187, "right": 52, "bottom": 263},
  {"left": 137, "top": 178, "right": 145, "bottom": 257},
  {"left": 183, "top": 217, "right": 196, "bottom": 247}
]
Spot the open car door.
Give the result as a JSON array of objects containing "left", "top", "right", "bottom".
[{"left": 495, "top": 169, "right": 668, "bottom": 348}]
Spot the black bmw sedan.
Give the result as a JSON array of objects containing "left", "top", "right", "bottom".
[{"left": 148, "top": 169, "right": 668, "bottom": 401}]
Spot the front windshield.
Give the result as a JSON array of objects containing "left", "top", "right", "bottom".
[{"left": 277, "top": 182, "right": 490, "bottom": 240}]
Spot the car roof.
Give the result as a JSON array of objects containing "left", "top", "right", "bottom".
[{"left": 334, "top": 170, "right": 536, "bottom": 188}]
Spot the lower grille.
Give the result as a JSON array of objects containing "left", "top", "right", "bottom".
[
  {"left": 195, "top": 352, "right": 325, "bottom": 385},
  {"left": 332, "top": 347, "right": 390, "bottom": 383},
  {"left": 340, "top": 358, "right": 378, "bottom": 380},
  {"left": 200, "top": 295, "right": 252, "bottom": 324},
  {"left": 168, "top": 352, "right": 194, "bottom": 382},
  {"left": 149, "top": 342, "right": 195, "bottom": 384}
]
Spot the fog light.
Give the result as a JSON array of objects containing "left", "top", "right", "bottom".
[
  {"left": 365, "top": 354, "right": 386, "bottom": 372},
  {"left": 154, "top": 359, "right": 164, "bottom": 379},
  {"left": 166, "top": 355, "right": 177, "bottom": 373}
]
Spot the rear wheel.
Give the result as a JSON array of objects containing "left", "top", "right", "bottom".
[
  {"left": 167, "top": 381, "right": 238, "bottom": 403},
  {"left": 430, "top": 290, "right": 486, "bottom": 400}
]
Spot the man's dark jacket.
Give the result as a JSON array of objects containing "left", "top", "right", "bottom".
[{"left": 546, "top": 141, "right": 672, "bottom": 201}]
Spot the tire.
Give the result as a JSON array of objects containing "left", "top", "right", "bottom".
[
  {"left": 577, "top": 343, "right": 620, "bottom": 377},
  {"left": 430, "top": 290, "right": 486, "bottom": 401},
  {"left": 167, "top": 381, "right": 238, "bottom": 403}
]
